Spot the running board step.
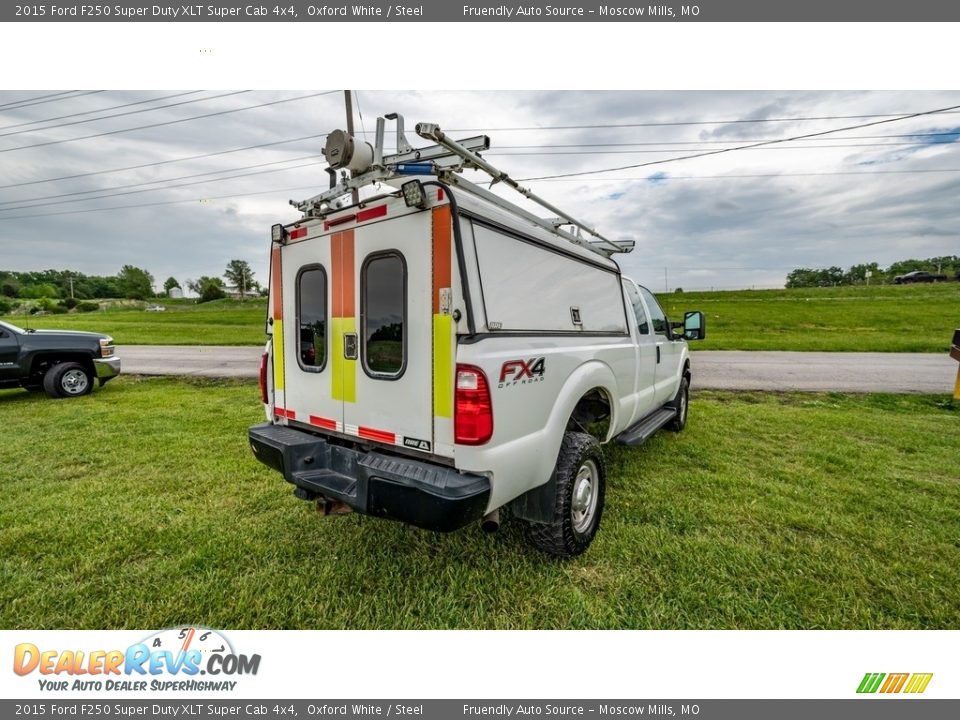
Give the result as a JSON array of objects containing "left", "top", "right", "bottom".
[
  {"left": 290, "top": 469, "right": 358, "bottom": 499},
  {"left": 615, "top": 407, "right": 676, "bottom": 447}
]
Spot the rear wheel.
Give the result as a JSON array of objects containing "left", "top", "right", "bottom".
[
  {"left": 525, "top": 431, "right": 605, "bottom": 558},
  {"left": 43, "top": 362, "right": 93, "bottom": 399}
]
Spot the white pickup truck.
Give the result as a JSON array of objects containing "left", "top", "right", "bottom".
[{"left": 249, "top": 115, "right": 705, "bottom": 557}]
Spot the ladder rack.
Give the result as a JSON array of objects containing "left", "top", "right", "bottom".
[{"left": 292, "top": 113, "right": 633, "bottom": 258}]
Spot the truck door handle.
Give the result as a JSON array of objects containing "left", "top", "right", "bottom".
[
  {"left": 656, "top": 346, "right": 661, "bottom": 364},
  {"left": 344, "top": 333, "right": 358, "bottom": 360}
]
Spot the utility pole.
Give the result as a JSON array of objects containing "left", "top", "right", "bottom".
[
  {"left": 344, "top": 90, "right": 359, "bottom": 205},
  {"left": 68, "top": 275, "right": 74, "bottom": 299}
]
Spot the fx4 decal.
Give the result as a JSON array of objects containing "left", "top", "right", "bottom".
[{"left": 499, "top": 357, "right": 546, "bottom": 388}]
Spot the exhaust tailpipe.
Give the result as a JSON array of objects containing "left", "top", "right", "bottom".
[{"left": 481, "top": 509, "right": 500, "bottom": 533}]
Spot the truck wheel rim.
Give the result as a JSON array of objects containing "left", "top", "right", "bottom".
[
  {"left": 680, "top": 387, "right": 687, "bottom": 422},
  {"left": 61, "top": 369, "right": 89, "bottom": 395},
  {"left": 571, "top": 459, "right": 599, "bottom": 533}
]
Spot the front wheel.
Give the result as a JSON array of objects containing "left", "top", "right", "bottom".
[
  {"left": 667, "top": 375, "right": 689, "bottom": 432},
  {"left": 43, "top": 362, "right": 93, "bottom": 398},
  {"left": 525, "top": 431, "right": 606, "bottom": 558}
]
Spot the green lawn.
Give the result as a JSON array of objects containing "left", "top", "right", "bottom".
[
  {"left": 3, "top": 298, "right": 267, "bottom": 346},
  {"left": 1, "top": 377, "right": 957, "bottom": 629},
  {"left": 5, "top": 283, "right": 959, "bottom": 351},
  {"left": 661, "top": 282, "right": 960, "bottom": 352}
]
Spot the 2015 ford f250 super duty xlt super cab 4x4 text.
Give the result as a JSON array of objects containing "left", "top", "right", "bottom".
[{"left": 248, "top": 114, "right": 705, "bottom": 557}]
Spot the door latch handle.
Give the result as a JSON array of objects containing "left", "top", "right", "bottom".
[
  {"left": 344, "top": 333, "right": 358, "bottom": 360},
  {"left": 656, "top": 346, "right": 661, "bottom": 364}
]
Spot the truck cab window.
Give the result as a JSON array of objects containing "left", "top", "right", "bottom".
[
  {"left": 362, "top": 251, "right": 406, "bottom": 378},
  {"left": 638, "top": 286, "right": 670, "bottom": 336},
  {"left": 296, "top": 266, "right": 327, "bottom": 370},
  {"left": 623, "top": 281, "right": 650, "bottom": 335}
]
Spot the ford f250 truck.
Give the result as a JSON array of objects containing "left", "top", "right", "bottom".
[
  {"left": 249, "top": 115, "right": 705, "bottom": 557},
  {"left": 0, "top": 320, "right": 120, "bottom": 398}
]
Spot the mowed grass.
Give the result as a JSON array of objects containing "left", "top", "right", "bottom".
[
  {"left": 661, "top": 282, "right": 960, "bottom": 352},
  {"left": 2, "top": 299, "right": 267, "bottom": 346},
  {"left": 6, "top": 283, "right": 960, "bottom": 351},
  {"left": 1, "top": 377, "right": 958, "bottom": 629}
]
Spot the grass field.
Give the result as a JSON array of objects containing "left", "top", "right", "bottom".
[
  {"left": 4, "top": 283, "right": 958, "bottom": 352},
  {"left": 1, "top": 377, "right": 957, "bottom": 630},
  {"left": 662, "top": 282, "right": 960, "bottom": 352},
  {"left": 3, "top": 298, "right": 267, "bottom": 346}
]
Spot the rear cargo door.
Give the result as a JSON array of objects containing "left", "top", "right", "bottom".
[{"left": 341, "top": 208, "right": 437, "bottom": 454}]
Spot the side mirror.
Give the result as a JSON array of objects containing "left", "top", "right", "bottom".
[{"left": 683, "top": 311, "right": 705, "bottom": 341}]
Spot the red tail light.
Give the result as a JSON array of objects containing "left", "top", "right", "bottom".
[
  {"left": 454, "top": 364, "right": 493, "bottom": 445},
  {"left": 259, "top": 352, "right": 269, "bottom": 405}
]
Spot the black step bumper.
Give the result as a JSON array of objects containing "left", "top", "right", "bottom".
[{"left": 248, "top": 423, "right": 490, "bottom": 532}]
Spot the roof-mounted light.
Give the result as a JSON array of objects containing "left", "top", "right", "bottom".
[
  {"left": 271, "top": 224, "right": 285, "bottom": 243},
  {"left": 402, "top": 179, "right": 427, "bottom": 209}
]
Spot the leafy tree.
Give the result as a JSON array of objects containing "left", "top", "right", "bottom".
[
  {"left": 188, "top": 276, "right": 226, "bottom": 303},
  {"left": 117, "top": 265, "right": 155, "bottom": 300},
  {"left": 19, "top": 283, "right": 60, "bottom": 299},
  {"left": 224, "top": 259, "right": 256, "bottom": 298},
  {"left": 163, "top": 277, "right": 181, "bottom": 293}
]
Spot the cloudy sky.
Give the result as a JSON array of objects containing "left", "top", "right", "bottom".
[{"left": 0, "top": 89, "right": 957, "bottom": 292}]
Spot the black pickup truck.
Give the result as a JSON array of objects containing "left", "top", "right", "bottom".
[{"left": 0, "top": 320, "right": 121, "bottom": 398}]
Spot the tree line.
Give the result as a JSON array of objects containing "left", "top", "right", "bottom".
[
  {"left": 785, "top": 256, "right": 960, "bottom": 288},
  {"left": 0, "top": 259, "right": 261, "bottom": 306}
]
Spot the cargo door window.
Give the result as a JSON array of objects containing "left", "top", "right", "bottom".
[
  {"left": 361, "top": 251, "right": 406, "bottom": 378},
  {"left": 296, "top": 265, "right": 327, "bottom": 371}
]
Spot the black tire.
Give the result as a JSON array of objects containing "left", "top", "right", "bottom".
[
  {"left": 525, "top": 431, "right": 605, "bottom": 558},
  {"left": 42, "top": 362, "right": 93, "bottom": 399},
  {"left": 667, "top": 375, "right": 690, "bottom": 432}
]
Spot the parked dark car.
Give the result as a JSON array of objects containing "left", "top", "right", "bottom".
[
  {"left": 0, "top": 320, "right": 120, "bottom": 398},
  {"left": 893, "top": 270, "right": 948, "bottom": 284}
]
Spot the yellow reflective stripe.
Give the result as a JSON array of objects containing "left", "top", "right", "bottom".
[
  {"left": 273, "top": 318, "right": 285, "bottom": 391},
  {"left": 433, "top": 314, "right": 453, "bottom": 418},
  {"left": 332, "top": 317, "right": 356, "bottom": 403}
]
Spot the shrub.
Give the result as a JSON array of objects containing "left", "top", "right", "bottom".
[
  {"left": 76, "top": 301, "right": 100, "bottom": 313},
  {"left": 0, "top": 298, "right": 11, "bottom": 314},
  {"left": 50, "top": 305, "right": 69, "bottom": 314},
  {"left": 62, "top": 297, "right": 78, "bottom": 309}
]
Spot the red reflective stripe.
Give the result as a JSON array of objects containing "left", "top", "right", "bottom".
[
  {"left": 437, "top": 188, "right": 444, "bottom": 200},
  {"left": 275, "top": 407, "right": 296, "bottom": 420},
  {"left": 324, "top": 214, "right": 356, "bottom": 231},
  {"left": 309, "top": 415, "right": 337, "bottom": 431},
  {"left": 356, "top": 204, "right": 387, "bottom": 223},
  {"left": 289, "top": 227, "right": 307, "bottom": 240},
  {"left": 358, "top": 426, "right": 396, "bottom": 444}
]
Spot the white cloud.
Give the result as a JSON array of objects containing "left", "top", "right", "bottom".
[{"left": 0, "top": 90, "right": 958, "bottom": 291}]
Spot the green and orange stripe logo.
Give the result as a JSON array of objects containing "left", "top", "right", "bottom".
[{"left": 857, "top": 672, "right": 933, "bottom": 694}]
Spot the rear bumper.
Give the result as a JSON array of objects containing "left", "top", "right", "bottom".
[
  {"left": 248, "top": 423, "right": 490, "bottom": 532},
  {"left": 93, "top": 356, "right": 121, "bottom": 384}
]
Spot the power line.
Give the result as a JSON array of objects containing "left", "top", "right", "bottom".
[
  {"left": 495, "top": 131, "right": 960, "bottom": 149},
  {"left": 0, "top": 90, "right": 338, "bottom": 154},
  {"left": 518, "top": 103, "right": 960, "bottom": 181},
  {"left": 3, "top": 165, "right": 960, "bottom": 223},
  {"left": 0, "top": 183, "right": 322, "bottom": 222},
  {"left": 0, "top": 90, "right": 249, "bottom": 139},
  {"left": 0, "top": 154, "right": 326, "bottom": 209},
  {"left": 442, "top": 110, "right": 960, "bottom": 133},
  {"left": 0, "top": 159, "right": 327, "bottom": 213},
  {"left": 0, "top": 91, "right": 105, "bottom": 112},
  {"left": 0, "top": 90, "right": 207, "bottom": 132},
  {"left": 0, "top": 133, "right": 330, "bottom": 190},
  {"left": 528, "top": 167, "right": 960, "bottom": 181},
  {"left": 488, "top": 141, "right": 960, "bottom": 156}
]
